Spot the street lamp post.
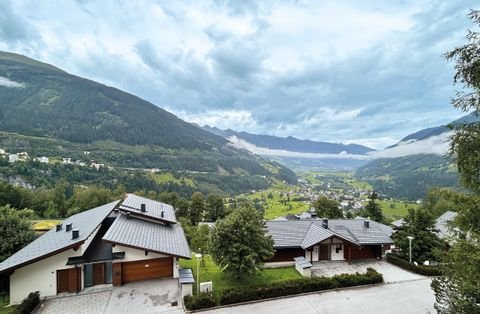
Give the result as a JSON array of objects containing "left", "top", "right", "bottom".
[
  {"left": 195, "top": 253, "right": 202, "bottom": 295},
  {"left": 407, "top": 236, "right": 414, "bottom": 263}
]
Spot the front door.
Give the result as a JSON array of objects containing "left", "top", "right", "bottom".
[
  {"left": 57, "top": 268, "right": 80, "bottom": 294},
  {"left": 93, "top": 263, "right": 106, "bottom": 285},
  {"left": 312, "top": 246, "right": 319, "bottom": 262},
  {"left": 331, "top": 244, "right": 344, "bottom": 260}
]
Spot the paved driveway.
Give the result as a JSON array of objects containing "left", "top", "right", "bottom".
[
  {"left": 105, "top": 278, "right": 183, "bottom": 314},
  {"left": 311, "top": 259, "right": 425, "bottom": 283},
  {"left": 203, "top": 278, "right": 436, "bottom": 314},
  {"left": 36, "top": 278, "right": 184, "bottom": 314}
]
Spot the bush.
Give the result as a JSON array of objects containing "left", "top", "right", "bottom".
[
  {"left": 184, "top": 268, "right": 384, "bottom": 310},
  {"left": 183, "top": 293, "right": 217, "bottom": 311},
  {"left": 16, "top": 291, "right": 40, "bottom": 314},
  {"left": 386, "top": 253, "right": 442, "bottom": 276}
]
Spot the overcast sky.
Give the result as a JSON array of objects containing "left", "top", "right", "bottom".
[{"left": 1, "top": 0, "right": 478, "bottom": 149}]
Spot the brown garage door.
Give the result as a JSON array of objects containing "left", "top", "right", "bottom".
[
  {"left": 57, "top": 268, "right": 81, "bottom": 294},
  {"left": 350, "top": 245, "right": 378, "bottom": 259},
  {"left": 122, "top": 258, "right": 173, "bottom": 283}
]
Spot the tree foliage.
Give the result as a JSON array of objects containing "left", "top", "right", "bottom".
[
  {"left": 392, "top": 208, "right": 445, "bottom": 263},
  {"left": 189, "top": 192, "right": 205, "bottom": 225},
  {"left": 313, "top": 196, "right": 343, "bottom": 219},
  {"left": 0, "top": 205, "right": 35, "bottom": 262},
  {"left": 363, "top": 191, "right": 384, "bottom": 223},
  {"left": 205, "top": 194, "right": 226, "bottom": 222},
  {"left": 209, "top": 204, "right": 274, "bottom": 277},
  {"left": 431, "top": 10, "right": 480, "bottom": 314}
]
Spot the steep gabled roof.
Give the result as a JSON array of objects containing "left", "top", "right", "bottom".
[
  {"left": 435, "top": 211, "right": 457, "bottom": 239},
  {"left": 118, "top": 194, "right": 177, "bottom": 224},
  {"left": 102, "top": 214, "right": 191, "bottom": 259},
  {"left": 301, "top": 223, "right": 336, "bottom": 249},
  {"left": 0, "top": 200, "right": 120, "bottom": 274}
]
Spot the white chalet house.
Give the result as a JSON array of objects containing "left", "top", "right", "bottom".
[{"left": 0, "top": 194, "right": 191, "bottom": 304}]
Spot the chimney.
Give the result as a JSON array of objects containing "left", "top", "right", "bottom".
[
  {"left": 322, "top": 218, "right": 328, "bottom": 229},
  {"left": 160, "top": 211, "right": 164, "bottom": 218},
  {"left": 56, "top": 223, "right": 63, "bottom": 232},
  {"left": 66, "top": 223, "right": 73, "bottom": 232},
  {"left": 364, "top": 220, "right": 370, "bottom": 228},
  {"left": 141, "top": 203, "right": 146, "bottom": 212},
  {"left": 72, "top": 229, "right": 79, "bottom": 240}
]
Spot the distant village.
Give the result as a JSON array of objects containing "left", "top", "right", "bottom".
[{"left": 0, "top": 148, "right": 106, "bottom": 170}]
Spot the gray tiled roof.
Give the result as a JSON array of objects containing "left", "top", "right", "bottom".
[
  {"left": 119, "top": 194, "right": 177, "bottom": 224},
  {"left": 301, "top": 223, "right": 335, "bottom": 249},
  {"left": 0, "top": 200, "right": 119, "bottom": 273},
  {"left": 102, "top": 214, "right": 191, "bottom": 259},
  {"left": 435, "top": 211, "right": 457, "bottom": 239},
  {"left": 266, "top": 218, "right": 394, "bottom": 249}
]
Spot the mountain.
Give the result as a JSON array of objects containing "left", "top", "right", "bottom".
[
  {"left": 0, "top": 51, "right": 297, "bottom": 195},
  {"left": 202, "top": 125, "right": 374, "bottom": 170},
  {"left": 355, "top": 113, "right": 480, "bottom": 200}
]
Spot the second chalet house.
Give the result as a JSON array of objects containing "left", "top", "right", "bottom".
[
  {"left": 265, "top": 218, "right": 394, "bottom": 264},
  {"left": 0, "top": 194, "right": 191, "bottom": 304}
]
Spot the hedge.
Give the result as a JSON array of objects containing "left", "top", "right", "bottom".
[
  {"left": 184, "top": 268, "right": 383, "bottom": 311},
  {"left": 16, "top": 291, "right": 40, "bottom": 314},
  {"left": 386, "top": 253, "right": 442, "bottom": 276}
]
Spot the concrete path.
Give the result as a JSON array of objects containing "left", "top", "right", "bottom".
[
  {"left": 312, "top": 259, "right": 425, "bottom": 283},
  {"left": 203, "top": 279, "right": 436, "bottom": 314}
]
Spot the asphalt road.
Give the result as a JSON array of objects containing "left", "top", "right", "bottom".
[{"left": 203, "top": 278, "right": 436, "bottom": 314}]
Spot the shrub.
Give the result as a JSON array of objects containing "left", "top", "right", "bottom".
[
  {"left": 386, "top": 253, "right": 442, "bottom": 276},
  {"left": 16, "top": 291, "right": 40, "bottom": 314},
  {"left": 183, "top": 293, "right": 217, "bottom": 311}
]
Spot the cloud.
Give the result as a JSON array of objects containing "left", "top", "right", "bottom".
[
  {"left": 0, "top": 0, "right": 478, "bottom": 149},
  {"left": 0, "top": 76, "right": 24, "bottom": 88},
  {"left": 228, "top": 136, "right": 372, "bottom": 160},
  {"left": 370, "top": 132, "right": 452, "bottom": 159}
]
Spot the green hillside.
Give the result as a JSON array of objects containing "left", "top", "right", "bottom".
[
  {"left": 0, "top": 51, "right": 296, "bottom": 194},
  {"left": 355, "top": 154, "right": 459, "bottom": 200}
]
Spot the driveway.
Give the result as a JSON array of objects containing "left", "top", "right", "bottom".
[
  {"left": 203, "top": 278, "right": 436, "bottom": 314},
  {"left": 105, "top": 278, "right": 183, "bottom": 314},
  {"left": 35, "top": 278, "right": 184, "bottom": 314},
  {"left": 311, "top": 259, "right": 425, "bottom": 283}
]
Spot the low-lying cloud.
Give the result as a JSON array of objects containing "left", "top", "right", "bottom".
[
  {"left": 228, "top": 132, "right": 451, "bottom": 161},
  {"left": 0, "top": 76, "right": 24, "bottom": 88}
]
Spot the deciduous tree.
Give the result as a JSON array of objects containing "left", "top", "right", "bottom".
[
  {"left": 209, "top": 204, "right": 274, "bottom": 277},
  {"left": 0, "top": 205, "right": 35, "bottom": 262},
  {"left": 431, "top": 10, "right": 480, "bottom": 314},
  {"left": 313, "top": 196, "right": 343, "bottom": 218}
]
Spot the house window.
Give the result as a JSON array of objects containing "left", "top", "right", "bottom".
[{"left": 336, "top": 245, "right": 342, "bottom": 253}]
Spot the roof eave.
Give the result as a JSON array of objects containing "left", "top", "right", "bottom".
[{"left": 102, "top": 239, "right": 191, "bottom": 260}]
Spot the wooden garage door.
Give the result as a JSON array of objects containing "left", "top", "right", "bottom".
[
  {"left": 350, "top": 245, "right": 378, "bottom": 259},
  {"left": 57, "top": 268, "right": 80, "bottom": 294},
  {"left": 122, "top": 258, "right": 173, "bottom": 283}
]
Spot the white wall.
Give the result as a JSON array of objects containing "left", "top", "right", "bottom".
[
  {"left": 112, "top": 245, "right": 168, "bottom": 262},
  {"left": 9, "top": 249, "right": 80, "bottom": 304}
]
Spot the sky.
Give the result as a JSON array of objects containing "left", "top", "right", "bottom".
[{"left": 0, "top": 0, "right": 478, "bottom": 149}]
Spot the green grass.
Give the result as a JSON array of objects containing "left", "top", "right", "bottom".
[
  {"left": 148, "top": 172, "right": 196, "bottom": 187},
  {"left": 0, "top": 299, "right": 15, "bottom": 314},
  {"left": 179, "top": 255, "right": 301, "bottom": 295},
  {"left": 377, "top": 200, "right": 420, "bottom": 220}
]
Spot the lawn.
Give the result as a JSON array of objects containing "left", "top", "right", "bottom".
[
  {"left": 0, "top": 299, "right": 15, "bottom": 314},
  {"left": 378, "top": 200, "right": 420, "bottom": 220},
  {"left": 179, "top": 255, "right": 301, "bottom": 295}
]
